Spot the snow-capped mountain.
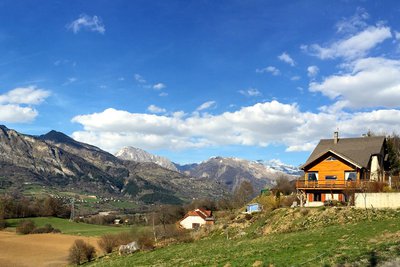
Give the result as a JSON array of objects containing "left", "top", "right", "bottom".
[
  {"left": 259, "top": 159, "right": 303, "bottom": 176},
  {"left": 115, "top": 146, "right": 178, "bottom": 172}
]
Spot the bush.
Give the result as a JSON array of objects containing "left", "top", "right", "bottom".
[
  {"left": 98, "top": 234, "right": 118, "bottom": 254},
  {"left": 16, "top": 220, "right": 36, "bottom": 234},
  {"left": 68, "top": 239, "right": 96, "bottom": 265},
  {"left": 259, "top": 195, "right": 281, "bottom": 210},
  {"left": 0, "top": 219, "right": 6, "bottom": 230},
  {"left": 138, "top": 234, "right": 154, "bottom": 250}
]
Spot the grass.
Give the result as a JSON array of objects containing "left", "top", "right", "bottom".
[
  {"left": 6, "top": 217, "right": 134, "bottom": 237},
  {"left": 86, "top": 211, "right": 400, "bottom": 266}
]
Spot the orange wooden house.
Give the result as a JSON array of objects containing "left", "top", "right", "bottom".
[{"left": 297, "top": 132, "right": 388, "bottom": 205}]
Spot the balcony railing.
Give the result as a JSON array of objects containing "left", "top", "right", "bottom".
[{"left": 296, "top": 180, "right": 368, "bottom": 190}]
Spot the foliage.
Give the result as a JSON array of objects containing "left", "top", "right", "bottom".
[
  {"left": 273, "top": 175, "right": 295, "bottom": 195},
  {"left": 98, "top": 234, "right": 119, "bottom": 253},
  {"left": 0, "top": 195, "right": 70, "bottom": 219},
  {"left": 16, "top": 220, "right": 36, "bottom": 234},
  {"left": 233, "top": 181, "right": 254, "bottom": 208},
  {"left": 139, "top": 193, "right": 183, "bottom": 205},
  {"left": 387, "top": 133, "right": 400, "bottom": 175},
  {"left": 68, "top": 239, "right": 96, "bottom": 265}
]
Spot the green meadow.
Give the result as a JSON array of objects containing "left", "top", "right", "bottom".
[
  {"left": 86, "top": 210, "right": 400, "bottom": 266},
  {"left": 6, "top": 217, "right": 133, "bottom": 237}
]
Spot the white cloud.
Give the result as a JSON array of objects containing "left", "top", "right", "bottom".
[
  {"left": 196, "top": 101, "right": 216, "bottom": 111},
  {"left": 71, "top": 100, "right": 400, "bottom": 153},
  {"left": 0, "top": 86, "right": 50, "bottom": 105},
  {"left": 307, "top": 65, "right": 319, "bottom": 78},
  {"left": 335, "top": 8, "right": 369, "bottom": 34},
  {"left": 147, "top": 104, "right": 166, "bottom": 113},
  {"left": 305, "top": 25, "right": 392, "bottom": 60},
  {"left": 396, "top": 31, "right": 400, "bottom": 40},
  {"left": 0, "top": 104, "right": 38, "bottom": 123},
  {"left": 153, "top": 83, "right": 166, "bottom": 90},
  {"left": 134, "top": 74, "right": 146, "bottom": 83},
  {"left": 239, "top": 88, "right": 261, "bottom": 97},
  {"left": 67, "top": 14, "right": 105, "bottom": 34},
  {"left": 159, "top": 92, "right": 168, "bottom": 97},
  {"left": 278, "top": 52, "right": 295, "bottom": 66},
  {"left": 309, "top": 57, "right": 400, "bottom": 109},
  {"left": 71, "top": 101, "right": 400, "bottom": 153},
  {"left": 0, "top": 86, "right": 50, "bottom": 123},
  {"left": 291, "top": 76, "right": 301, "bottom": 81},
  {"left": 256, "top": 66, "right": 280, "bottom": 76}
]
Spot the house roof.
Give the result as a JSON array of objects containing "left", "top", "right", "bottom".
[
  {"left": 180, "top": 208, "right": 213, "bottom": 221},
  {"left": 301, "top": 136, "right": 385, "bottom": 170}
]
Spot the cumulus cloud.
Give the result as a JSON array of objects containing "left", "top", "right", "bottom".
[
  {"left": 0, "top": 86, "right": 50, "bottom": 105},
  {"left": 0, "top": 86, "right": 50, "bottom": 123},
  {"left": 196, "top": 101, "right": 216, "bottom": 111},
  {"left": 70, "top": 100, "right": 400, "bottom": 153},
  {"left": 307, "top": 65, "right": 319, "bottom": 78},
  {"left": 256, "top": 66, "right": 280, "bottom": 76},
  {"left": 309, "top": 57, "right": 400, "bottom": 109},
  {"left": 304, "top": 25, "right": 391, "bottom": 60},
  {"left": 239, "top": 88, "right": 261, "bottom": 97},
  {"left": 0, "top": 105, "right": 38, "bottom": 123},
  {"left": 153, "top": 83, "right": 166, "bottom": 90},
  {"left": 147, "top": 104, "right": 166, "bottom": 113},
  {"left": 67, "top": 14, "right": 106, "bottom": 34},
  {"left": 278, "top": 52, "right": 295, "bottom": 66},
  {"left": 67, "top": 14, "right": 105, "bottom": 34}
]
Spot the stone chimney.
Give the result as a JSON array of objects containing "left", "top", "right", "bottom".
[{"left": 334, "top": 131, "right": 339, "bottom": 144}]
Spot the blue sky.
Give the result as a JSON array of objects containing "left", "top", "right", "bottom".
[{"left": 1, "top": 1, "right": 400, "bottom": 166}]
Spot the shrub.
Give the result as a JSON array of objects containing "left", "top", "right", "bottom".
[
  {"left": 16, "top": 220, "right": 36, "bottom": 234},
  {"left": 259, "top": 195, "right": 281, "bottom": 210},
  {"left": 68, "top": 239, "right": 96, "bottom": 265},
  {"left": 300, "top": 208, "right": 309, "bottom": 216},
  {"left": 0, "top": 219, "right": 6, "bottom": 230},
  {"left": 98, "top": 234, "right": 118, "bottom": 254},
  {"left": 138, "top": 234, "right": 154, "bottom": 250}
]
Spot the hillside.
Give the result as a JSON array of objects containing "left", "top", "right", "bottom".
[
  {"left": 115, "top": 146, "right": 178, "bottom": 171},
  {"left": 86, "top": 207, "right": 400, "bottom": 266},
  {"left": 0, "top": 126, "right": 222, "bottom": 205},
  {"left": 181, "top": 157, "right": 293, "bottom": 192}
]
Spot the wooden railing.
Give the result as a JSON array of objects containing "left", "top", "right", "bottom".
[{"left": 296, "top": 180, "right": 366, "bottom": 190}]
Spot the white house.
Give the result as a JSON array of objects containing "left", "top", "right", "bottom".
[{"left": 179, "top": 208, "right": 214, "bottom": 229}]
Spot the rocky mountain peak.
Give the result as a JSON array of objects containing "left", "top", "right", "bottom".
[{"left": 115, "top": 146, "right": 178, "bottom": 172}]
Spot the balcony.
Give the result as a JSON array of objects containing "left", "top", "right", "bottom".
[{"left": 296, "top": 180, "right": 368, "bottom": 190}]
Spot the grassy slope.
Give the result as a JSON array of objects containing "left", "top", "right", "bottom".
[
  {"left": 6, "top": 217, "right": 132, "bottom": 236},
  {"left": 87, "top": 209, "right": 400, "bottom": 266}
]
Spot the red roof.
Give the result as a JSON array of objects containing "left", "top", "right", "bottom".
[{"left": 181, "top": 208, "right": 213, "bottom": 221}]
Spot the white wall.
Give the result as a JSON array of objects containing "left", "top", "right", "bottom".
[
  {"left": 354, "top": 193, "right": 400, "bottom": 209},
  {"left": 179, "top": 216, "right": 206, "bottom": 229}
]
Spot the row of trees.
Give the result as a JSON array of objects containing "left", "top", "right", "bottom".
[{"left": 0, "top": 195, "right": 70, "bottom": 220}]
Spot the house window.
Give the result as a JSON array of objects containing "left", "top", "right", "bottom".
[
  {"left": 307, "top": 172, "right": 318, "bottom": 181},
  {"left": 345, "top": 171, "right": 357, "bottom": 181},
  {"left": 325, "top": 175, "right": 337, "bottom": 180},
  {"left": 192, "top": 223, "right": 200, "bottom": 229},
  {"left": 326, "top": 156, "right": 337, "bottom": 161}
]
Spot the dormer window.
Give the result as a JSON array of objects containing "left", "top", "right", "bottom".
[{"left": 326, "top": 156, "right": 337, "bottom": 161}]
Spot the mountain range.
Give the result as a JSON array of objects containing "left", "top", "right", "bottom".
[{"left": 0, "top": 125, "right": 301, "bottom": 205}]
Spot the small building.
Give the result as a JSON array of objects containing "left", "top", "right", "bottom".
[
  {"left": 179, "top": 208, "right": 214, "bottom": 229},
  {"left": 297, "top": 132, "right": 388, "bottom": 206},
  {"left": 246, "top": 203, "right": 262, "bottom": 213}
]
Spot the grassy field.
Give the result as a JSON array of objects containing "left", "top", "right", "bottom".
[
  {"left": 6, "top": 217, "right": 133, "bottom": 237},
  {"left": 86, "top": 210, "right": 400, "bottom": 266}
]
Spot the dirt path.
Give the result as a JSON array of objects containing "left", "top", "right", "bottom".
[{"left": 0, "top": 231, "right": 101, "bottom": 267}]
